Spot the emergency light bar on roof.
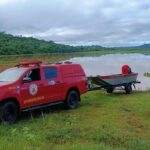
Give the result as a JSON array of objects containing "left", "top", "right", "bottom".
[{"left": 17, "top": 60, "right": 42, "bottom": 67}]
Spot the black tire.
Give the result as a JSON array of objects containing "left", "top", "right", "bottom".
[
  {"left": 0, "top": 102, "right": 19, "bottom": 124},
  {"left": 125, "top": 84, "right": 132, "bottom": 94},
  {"left": 65, "top": 90, "right": 80, "bottom": 109},
  {"left": 106, "top": 87, "right": 114, "bottom": 93}
]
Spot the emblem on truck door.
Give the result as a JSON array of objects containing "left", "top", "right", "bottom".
[
  {"left": 29, "top": 84, "right": 38, "bottom": 95},
  {"left": 48, "top": 81, "right": 56, "bottom": 85}
]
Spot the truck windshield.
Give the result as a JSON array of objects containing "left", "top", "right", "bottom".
[{"left": 0, "top": 68, "right": 27, "bottom": 82}]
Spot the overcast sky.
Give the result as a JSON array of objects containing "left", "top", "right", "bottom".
[{"left": 0, "top": 0, "right": 150, "bottom": 46}]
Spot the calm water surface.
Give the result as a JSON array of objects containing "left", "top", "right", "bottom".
[{"left": 69, "top": 53, "right": 150, "bottom": 91}]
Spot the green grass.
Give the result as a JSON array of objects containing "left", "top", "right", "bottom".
[
  {"left": 0, "top": 90, "right": 150, "bottom": 150},
  {"left": 144, "top": 73, "right": 150, "bottom": 78},
  {"left": 0, "top": 52, "right": 149, "bottom": 149}
]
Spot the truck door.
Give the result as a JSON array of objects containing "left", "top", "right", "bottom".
[
  {"left": 20, "top": 68, "right": 46, "bottom": 108},
  {"left": 43, "top": 66, "right": 64, "bottom": 102}
]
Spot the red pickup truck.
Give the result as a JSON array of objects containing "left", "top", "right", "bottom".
[{"left": 0, "top": 61, "right": 87, "bottom": 124}]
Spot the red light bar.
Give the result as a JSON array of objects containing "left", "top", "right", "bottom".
[{"left": 19, "top": 60, "right": 42, "bottom": 66}]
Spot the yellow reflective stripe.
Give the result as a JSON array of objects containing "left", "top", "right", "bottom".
[{"left": 24, "top": 96, "right": 45, "bottom": 104}]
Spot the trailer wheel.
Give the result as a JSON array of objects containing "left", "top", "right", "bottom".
[
  {"left": 0, "top": 102, "right": 19, "bottom": 124},
  {"left": 125, "top": 84, "right": 132, "bottom": 94},
  {"left": 106, "top": 87, "right": 114, "bottom": 93},
  {"left": 65, "top": 90, "right": 79, "bottom": 109}
]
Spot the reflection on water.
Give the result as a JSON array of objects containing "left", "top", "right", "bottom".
[{"left": 69, "top": 53, "right": 150, "bottom": 91}]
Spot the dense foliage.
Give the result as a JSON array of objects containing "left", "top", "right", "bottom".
[
  {"left": 0, "top": 32, "right": 106, "bottom": 55},
  {"left": 0, "top": 32, "right": 79, "bottom": 55},
  {"left": 0, "top": 32, "right": 150, "bottom": 55}
]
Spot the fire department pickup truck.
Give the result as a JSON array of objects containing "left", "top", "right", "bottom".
[{"left": 0, "top": 61, "right": 87, "bottom": 124}]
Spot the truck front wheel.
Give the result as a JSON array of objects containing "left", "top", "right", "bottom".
[
  {"left": 65, "top": 90, "right": 80, "bottom": 109},
  {"left": 0, "top": 102, "right": 19, "bottom": 124}
]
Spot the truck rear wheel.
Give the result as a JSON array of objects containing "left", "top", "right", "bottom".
[
  {"left": 65, "top": 90, "right": 79, "bottom": 109},
  {"left": 0, "top": 102, "right": 19, "bottom": 124}
]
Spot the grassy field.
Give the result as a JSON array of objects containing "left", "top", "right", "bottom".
[
  {"left": 0, "top": 53, "right": 75, "bottom": 71},
  {"left": 0, "top": 51, "right": 150, "bottom": 150},
  {"left": 144, "top": 73, "right": 150, "bottom": 78},
  {"left": 0, "top": 90, "right": 149, "bottom": 150}
]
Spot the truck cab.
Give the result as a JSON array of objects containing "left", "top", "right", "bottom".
[{"left": 0, "top": 61, "right": 87, "bottom": 124}]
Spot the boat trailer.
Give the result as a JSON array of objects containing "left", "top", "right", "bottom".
[{"left": 87, "top": 65, "right": 141, "bottom": 94}]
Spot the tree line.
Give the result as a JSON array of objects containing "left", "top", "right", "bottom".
[{"left": 0, "top": 32, "right": 106, "bottom": 55}]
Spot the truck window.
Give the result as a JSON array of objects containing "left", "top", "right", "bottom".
[
  {"left": 44, "top": 67, "right": 57, "bottom": 79},
  {"left": 0, "top": 68, "right": 27, "bottom": 82},
  {"left": 25, "top": 69, "right": 41, "bottom": 81}
]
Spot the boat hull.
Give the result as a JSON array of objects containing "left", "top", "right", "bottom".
[
  {"left": 99, "top": 73, "right": 138, "bottom": 86},
  {"left": 89, "top": 73, "right": 138, "bottom": 86}
]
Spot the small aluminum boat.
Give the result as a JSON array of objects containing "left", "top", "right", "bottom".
[
  {"left": 88, "top": 73, "right": 139, "bottom": 94},
  {"left": 92, "top": 73, "right": 138, "bottom": 86}
]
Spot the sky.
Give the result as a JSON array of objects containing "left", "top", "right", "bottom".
[{"left": 0, "top": 0, "right": 150, "bottom": 47}]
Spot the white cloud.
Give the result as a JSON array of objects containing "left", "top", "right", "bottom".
[
  {"left": 23, "top": 27, "right": 86, "bottom": 37},
  {"left": 0, "top": 0, "right": 26, "bottom": 6},
  {"left": 0, "top": 0, "right": 150, "bottom": 46}
]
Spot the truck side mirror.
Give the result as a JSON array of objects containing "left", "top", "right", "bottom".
[{"left": 22, "top": 77, "right": 32, "bottom": 83}]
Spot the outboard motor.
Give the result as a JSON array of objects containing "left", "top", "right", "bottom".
[{"left": 122, "top": 65, "right": 132, "bottom": 74}]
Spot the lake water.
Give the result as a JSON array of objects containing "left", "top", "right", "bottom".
[{"left": 68, "top": 53, "right": 150, "bottom": 91}]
